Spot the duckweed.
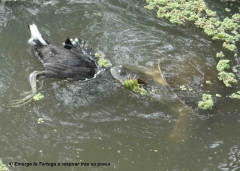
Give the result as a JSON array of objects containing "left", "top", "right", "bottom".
[
  {"left": 216, "top": 51, "right": 225, "bottom": 58},
  {"left": 33, "top": 93, "right": 44, "bottom": 101},
  {"left": 198, "top": 94, "right": 214, "bottom": 110},
  {"left": 229, "top": 91, "right": 240, "bottom": 99},
  {"left": 94, "top": 52, "right": 102, "bottom": 58},
  {"left": 222, "top": 42, "right": 236, "bottom": 52},
  {"left": 225, "top": 8, "right": 231, "bottom": 12},
  {"left": 206, "top": 80, "right": 213, "bottom": 84},
  {"left": 216, "top": 59, "right": 230, "bottom": 71},
  {"left": 0, "top": 161, "right": 8, "bottom": 171},
  {"left": 218, "top": 71, "right": 238, "bottom": 87},
  {"left": 145, "top": 0, "right": 240, "bottom": 109},
  {"left": 97, "top": 58, "right": 112, "bottom": 67},
  {"left": 180, "top": 85, "right": 187, "bottom": 91},
  {"left": 145, "top": 0, "right": 240, "bottom": 52},
  {"left": 232, "top": 67, "right": 238, "bottom": 73},
  {"left": 124, "top": 79, "right": 147, "bottom": 96},
  {"left": 37, "top": 118, "right": 45, "bottom": 124},
  {"left": 94, "top": 51, "right": 106, "bottom": 58}
]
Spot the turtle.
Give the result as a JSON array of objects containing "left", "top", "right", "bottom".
[
  {"left": 9, "top": 24, "right": 194, "bottom": 140},
  {"left": 110, "top": 64, "right": 194, "bottom": 140}
]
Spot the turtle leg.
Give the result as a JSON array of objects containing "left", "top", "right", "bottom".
[{"left": 9, "top": 71, "right": 46, "bottom": 107}]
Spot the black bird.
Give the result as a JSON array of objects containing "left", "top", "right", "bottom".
[{"left": 10, "top": 24, "right": 99, "bottom": 107}]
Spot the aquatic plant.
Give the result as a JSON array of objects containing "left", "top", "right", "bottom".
[
  {"left": 216, "top": 94, "right": 222, "bottom": 97},
  {"left": 218, "top": 71, "right": 238, "bottom": 87},
  {"left": 145, "top": 0, "right": 240, "bottom": 82},
  {"left": 216, "top": 51, "right": 225, "bottom": 58},
  {"left": 94, "top": 52, "right": 102, "bottom": 58},
  {"left": 216, "top": 59, "right": 230, "bottom": 71},
  {"left": 225, "top": 8, "right": 231, "bottom": 12},
  {"left": 145, "top": 0, "right": 240, "bottom": 52},
  {"left": 97, "top": 58, "right": 112, "bottom": 67},
  {"left": 33, "top": 93, "right": 44, "bottom": 101},
  {"left": 123, "top": 79, "right": 147, "bottom": 96},
  {"left": 179, "top": 85, "right": 193, "bottom": 91},
  {"left": 0, "top": 161, "right": 9, "bottom": 171},
  {"left": 94, "top": 51, "right": 112, "bottom": 67},
  {"left": 222, "top": 42, "right": 236, "bottom": 52},
  {"left": 180, "top": 85, "right": 187, "bottom": 91},
  {"left": 198, "top": 94, "right": 214, "bottom": 110},
  {"left": 37, "top": 118, "right": 45, "bottom": 124},
  {"left": 206, "top": 80, "right": 213, "bottom": 84},
  {"left": 229, "top": 91, "right": 240, "bottom": 99},
  {"left": 145, "top": 0, "right": 240, "bottom": 109}
]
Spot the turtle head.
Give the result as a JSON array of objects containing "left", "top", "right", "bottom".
[{"left": 110, "top": 65, "right": 128, "bottom": 84}]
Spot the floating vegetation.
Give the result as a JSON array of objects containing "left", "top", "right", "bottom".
[
  {"left": 222, "top": 42, "right": 237, "bottom": 52},
  {"left": 123, "top": 79, "right": 147, "bottom": 96},
  {"left": 33, "top": 93, "right": 44, "bottom": 101},
  {"left": 180, "top": 85, "right": 193, "bottom": 91},
  {"left": 216, "top": 94, "right": 222, "bottom": 97},
  {"left": 218, "top": 71, "right": 238, "bottom": 87},
  {"left": 225, "top": 8, "right": 231, "bottom": 12},
  {"left": 95, "top": 51, "right": 112, "bottom": 67},
  {"left": 97, "top": 58, "right": 112, "bottom": 67},
  {"left": 229, "top": 91, "right": 240, "bottom": 99},
  {"left": 37, "top": 118, "right": 45, "bottom": 124},
  {"left": 180, "top": 85, "right": 187, "bottom": 91},
  {"left": 198, "top": 94, "right": 214, "bottom": 110},
  {"left": 145, "top": 0, "right": 240, "bottom": 109},
  {"left": 94, "top": 52, "right": 102, "bottom": 58},
  {"left": 0, "top": 161, "right": 9, "bottom": 171},
  {"left": 145, "top": 0, "right": 240, "bottom": 51},
  {"left": 232, "top": 67, "right": 238, "bottom": 73},
  {"left": 206, "top": 80, "right": 213, "bottom": 84},
  {"left": 216, "top": 51, "right": 225, "bottom": 58},
  {"left": 216, "top": 59, "right": 230, "bottom": 72}
]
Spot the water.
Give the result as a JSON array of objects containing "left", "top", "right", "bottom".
[{"left": 0, "top": 0, "right": 240, "bottom": 171}]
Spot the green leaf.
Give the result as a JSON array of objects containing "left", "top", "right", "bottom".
[
  {"left": 180, "top": 85, "right": 187, "bottom": 90},
  {"left": 218, "top": 71, "right": 237, "bottom": 87},
  {"left": 0, "top": 161, "right": 9, "bottom": 171},
  {"left": 229, "top": 91, "right": 240, "bottom": 99},
  {"left": 123, "top": 79, "right": 147, "bottom": 96},
  {"left": 97, "top": 58, "right": 112, "bottom": 67},
  {"left": 33, "top": 93, "right": 44, "bottom": 101},
  {"left": 37, "top": 118, "right": 45, "bottom": 124},
  {"left": 216, "top": 59, "right": 230, "bottom": 72},
  {"left": 198, "top": 94, "right": 214, "bottom": 110}
]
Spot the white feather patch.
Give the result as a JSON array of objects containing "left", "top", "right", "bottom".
[{"left": 28, "top": 24, "right": 48, "bottom": 45}]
